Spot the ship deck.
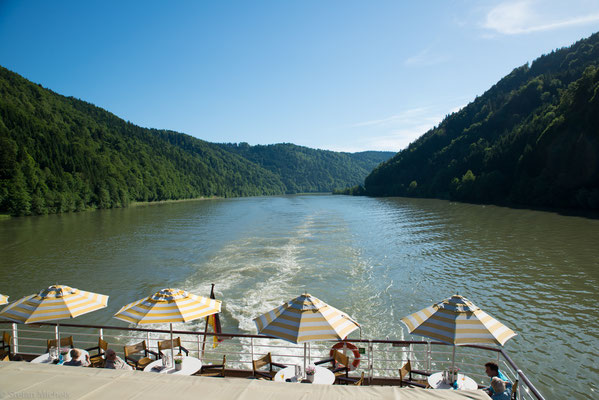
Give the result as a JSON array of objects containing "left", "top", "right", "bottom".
[{"left": 0, "top": 362, "right": 492, "bottom": 400}]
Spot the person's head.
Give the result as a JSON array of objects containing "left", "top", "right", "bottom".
[
  {"left": 485, "top": 362, "right": 499, "bottom": 377},
  {"left": 491, "top": 377, "right": 506, "bottom": 394},
  {"left": 105, "top": 349, "right": 117, "bottom": 361},
  {"left": 70, "top": 348, "right": 81, "bottom": 360}
]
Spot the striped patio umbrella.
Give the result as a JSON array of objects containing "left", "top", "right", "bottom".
[
  {"left": 0, "top": 294, "right": 8, "bottom": 305},
  {"left": 254, "top": 293, "right": 360, "bottom": 344},
  {"left": 254, "top": 293, "right": 360, "bottom": 372},
  {"left": 114, "top": 288, "right": 222, "bottom": 362},
  {"left": 401, "top": 294, "right": 516, "bottom": 374},
  {"left": 0, "top": 285, "right": 108, "bottom": 324},
  {"left": 400, "top": 294, "right": 516, "bottom": 346},
  {"left": 0, "top": 285, "right": 109, "bottom": 349}
]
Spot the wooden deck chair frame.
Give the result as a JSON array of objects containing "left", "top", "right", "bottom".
[
  {"left": 252, "top": 352, "right": 286, "bottom": 380},
  {"left": 399, "top": 359, "right": 430, "bottom": 388},
  {"left": 337, "top": 371, "right": 365, "bottom": 386},
  {"left": 1, "top": 332, "right": 11, "bottom": 354},
  {"left": 158, "top": 337, "right": 189, "bottom": 357},
  {"left": 47, "top": 336, "right": 74, "bottom": 352},
  {"left": 511, "top": 379, "right": 519, "bottom": 400},
  {"left": 194, "top": 355, "right": 227, "bottom": 377},
  {"left": 315, "top": 349, "right": 351, "bottom": 380},
  {"left": 85, "top": 337, "right": 109, "bottom": 367},
  {"left": 123, "top": 341, "right": 159, "bottom": 370}
]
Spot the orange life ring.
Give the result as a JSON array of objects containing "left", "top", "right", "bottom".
[{"left": 330, "top": 341, "right": 360, "bottom": 370}]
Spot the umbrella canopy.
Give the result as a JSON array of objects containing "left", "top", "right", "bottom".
[
  {"left": 0, "top": 294, "right": 8, "bottom": 306},
  {"left": 400, "top": 294, "right": 516, "bottom": 346},
  {"left": 114, "top": 288, "right": 222, "bottom": 364},
  {"left": 113, "top": 288, "right": 221, "bottom": 325},
  {"left": 0, "top": 285, "right": 108, "bottom": 324},
  {"left": 253, "top": 293, "right": 360, "bottom": 344}
]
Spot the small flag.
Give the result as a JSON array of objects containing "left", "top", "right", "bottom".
[{"left": 207, "top": 284, "right": 223, "bottom": 348}]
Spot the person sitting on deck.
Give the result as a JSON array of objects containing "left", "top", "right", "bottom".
[
  {"left": 104, "top": 348, "right": 132, "bottom": 370},
  {"left": 490, "top": 377, "right": 510, "bottom": 399},
  {"left": 484, "top": 362, "right": 511, "bottom": 396},
  {"left": 63, "top": 349, "right": 90, "bottom": 367}
]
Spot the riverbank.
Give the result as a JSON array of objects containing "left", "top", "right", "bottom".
[{"left": 129, "top": 196, "right": 222, "bottom": 207}]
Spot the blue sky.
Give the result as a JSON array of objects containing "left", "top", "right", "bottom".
[{"left": 1, "top": 1, "right": 598, "bottom": 152}]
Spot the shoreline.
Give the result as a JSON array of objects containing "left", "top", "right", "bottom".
[{"left": 129, "top": 196, "right": 222, "bottom": 207}]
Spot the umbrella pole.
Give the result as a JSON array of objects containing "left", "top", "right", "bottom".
[
  {"left": 303, "top": 342, "right": 307, "bottom": 376},
  {"left": 170, "top": 323, "right": 175, "bottom": 365},
  {"left": 451, "top": 346, "right": 456, "bottom": 382},
  {"left": 56, "top": 322, "right": 60, "bottom": 350}
]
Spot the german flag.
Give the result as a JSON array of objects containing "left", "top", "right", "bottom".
[{"left": 207, "top": 284, "right": 223, "bottom": 348}]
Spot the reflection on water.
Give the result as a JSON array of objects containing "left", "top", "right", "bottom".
[{"left": 1, "top": 195, "right": 598, "bottom": 399}]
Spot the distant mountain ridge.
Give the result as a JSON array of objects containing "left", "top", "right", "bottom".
[
  {"left": 0, "top": 66, "right": 392, "bottom": 216},
  {"left": 364, "top": 32, "right": 599, "bottom": 211},
  {"left": 218, "top": 142, "right": 394, "bottom": 193}
]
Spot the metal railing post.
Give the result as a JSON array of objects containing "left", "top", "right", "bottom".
[
  {"left": 368, "top": 340, "right": 374, "bottom": 383},
  {"left": 12, "top": 323, "right": 18, "bottom": 354},
  {"left": 250, "top": 337, "right": 254, "bottom": 365},
  {"left": 196, "top": 335, "right": 204, "bottom": 359},
  {"left": 427, "top": 342, "right": 432, "bottom": 373}
]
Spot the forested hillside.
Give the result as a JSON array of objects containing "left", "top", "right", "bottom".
[
  {"left": 364, "top": 32, "right": 599, "bottom": 211},
  {"left": 219, "top": 142, "right": 394, "bottom": 193},
  {"left": 0, "top": 66, "right": 392, "bottom": 216},
  {"left": 0, "top": 66, "right": 289, "bottom": 216}
]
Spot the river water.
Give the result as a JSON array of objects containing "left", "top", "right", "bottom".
[{"left": 1, "top": 195, "right": 597, "bottom": 399}]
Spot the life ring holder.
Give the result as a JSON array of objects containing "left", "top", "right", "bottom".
[{"left": 330, "top": 341, "right": 360, "bottom": 370}]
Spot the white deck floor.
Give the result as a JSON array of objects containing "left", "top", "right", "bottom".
[{"left": 0, "top": 361, "right": 491, "bottom": 400}]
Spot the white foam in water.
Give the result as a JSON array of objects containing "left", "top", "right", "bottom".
[
  {"left": 177, "top": 216, "right": 320, "bottom": 365},
  {"left": 172, "top": 210, "right": 409, "bottom": 369}
]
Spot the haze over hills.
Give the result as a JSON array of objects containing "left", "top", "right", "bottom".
[
  {"left": 0, "top": 66, "right": 393, "bottom": 216},
  {"left": 364, "top": 32, "right": 599, "bottom": 211}
]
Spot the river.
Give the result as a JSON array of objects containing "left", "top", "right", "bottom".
[{"left": 1, "top": 195, "right": 597, "bottom": 399}]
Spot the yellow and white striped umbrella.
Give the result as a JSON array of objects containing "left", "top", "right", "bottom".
[
  {"left": 400, "top": 294, "right": 516, "bottom": 346},
  {"left": 253, "top": 293, "right": 360, "bottom": 344},
  {"left": 0, "top": 285, "right": 108, "bottom": 324},
  {"left": 114, "top": 288, "right": 221, "bottom": 325},
  {"left": 0, "top": 294, "right": 8, "bottom": 305}
]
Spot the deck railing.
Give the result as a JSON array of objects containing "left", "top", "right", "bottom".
[{"left": 0, "top": 321, "right": 544, "bottom": 400}]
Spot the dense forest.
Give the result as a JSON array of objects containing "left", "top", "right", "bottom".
[
  {"left": 0, "top": 66, "right": 392, "bottom": 216},
  {"left": 219, "top": 142, "right": 393, "bottom": 193},
  {"left": 363, "top": 32, "right": 599, "bottom": 211}
]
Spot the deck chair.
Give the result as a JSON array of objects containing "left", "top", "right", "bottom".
[
  {"left": 194, "top": 355, "right": 226, "bottom": 377},
  {"left": 47, "top": 336, "right": 74, "bottom": 352},
  {"left": 1, "top": 332, "right": 11, "bottom": 354},
  {"left": 252, "top": 352, "right": 286, "bottom": 380},
  {"left": 123, "top": 341, "right": 159, "bottom": 370},
  {"left": 0, "top": 349, "right": 10, "bottom": 361},
  {"left": 158, "top": 337, "right": 189, "bottom": 357},
  {"left": 338, "top": 371, "right": 365, "bottom": 386},
  {"left": 85, "top": 337, "right": 108, "bottom": 367},
  {"left": 315, "top": 349, "right": 351, "bottom": 381},
  {"left": 511, "top": 379, "right": 519, "bottom": 400},
  {"left": 399, "top": 359, "right": 430, "bottom": 388}
]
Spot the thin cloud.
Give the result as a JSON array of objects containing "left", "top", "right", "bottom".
[
  {"left": 350, "top": 107, "right": 432, "bottom": 128},
  {"left": 404, "top": 48, "right": 449, "bottom": 67},
  {"left": 483, "top": 0, "right": 599, "bottom": 35},
  {"left": 345, "top": 109, "right": 448, "bottom": 151},
  {"left": 341, "top": 97, "right": 471, "bottom": 152}
]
